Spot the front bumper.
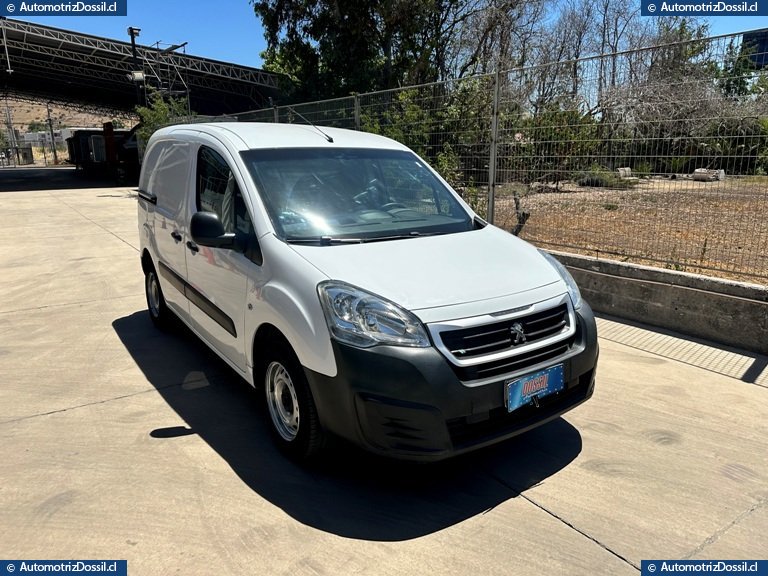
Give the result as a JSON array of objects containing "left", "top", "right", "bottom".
[{"left": 305, "top": 303, "right": 599, "bottom": 461}]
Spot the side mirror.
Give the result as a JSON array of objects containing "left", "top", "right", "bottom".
[{"left": 190, "top": 211, "right": 238, "bottom": 250}]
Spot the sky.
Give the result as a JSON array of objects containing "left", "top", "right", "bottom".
[
  {"left": 10, "top": 0, "right": 768, "bottom": 70},
  {"left": 14, "top": 0, "right": 269, "bottom": 67}
]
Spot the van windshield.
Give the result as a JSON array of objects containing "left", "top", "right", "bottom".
[{"left": 240, "top": 148, "right": 474, "bottom": 242}]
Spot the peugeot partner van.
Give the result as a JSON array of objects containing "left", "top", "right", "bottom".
[{"left": 137, "top": 122, "right": 598, "bottom": 461}]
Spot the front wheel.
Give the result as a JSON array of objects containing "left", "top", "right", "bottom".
[{"left": 264, "top": 344, "right": 324, "bottom": 461}]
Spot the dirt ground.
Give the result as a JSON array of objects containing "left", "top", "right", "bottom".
[
  {"left": 492, "top": 176, "right": 768, "bottom": 285},
  {"left": 5, "top": 98, "right": 132, "bottom": 132}
]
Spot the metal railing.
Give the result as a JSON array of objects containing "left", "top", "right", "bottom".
[{"left": 231, "top": 30, "right": 768, "bottom": 285}]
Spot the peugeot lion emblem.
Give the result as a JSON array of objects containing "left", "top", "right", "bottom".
[{"left": 510, "top": 322, "right": 527, "bottom": 345}]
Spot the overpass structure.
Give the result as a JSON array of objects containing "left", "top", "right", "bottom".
[{"left": 0, "top": 18, "right": 281, "bottom": 116}]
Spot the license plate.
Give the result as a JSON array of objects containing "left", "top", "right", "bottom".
[{"left": 506, "top": 364, "right": 565, "bottom": 412}]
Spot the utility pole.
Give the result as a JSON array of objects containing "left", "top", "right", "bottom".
[
  {"left": 46, "top": 102, "right": 58, "bottom": 165},
  {"left": 127, "top": 27, "right": 143, "bottom": 106},
  {"left": 4, "top": 98, "right": 18, "bottom": 166}
]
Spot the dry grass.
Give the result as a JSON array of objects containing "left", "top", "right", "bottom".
[
  {"left": 493, "top": 176, "right": 768, "bottom": 285},
  {"left": 4, "top": 98, "right": 135, "bottom": 133}
]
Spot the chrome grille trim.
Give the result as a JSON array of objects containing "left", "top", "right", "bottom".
[{"left": 428, "top": 294, "right": 576, "bottom": 374}]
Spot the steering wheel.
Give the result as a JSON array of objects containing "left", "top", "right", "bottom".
[
  {"left": 353, "top": 179, "right": 391, "bottom": 208},
  {"left": 381, "top": 202, "right": 408, "bottom": 210}
]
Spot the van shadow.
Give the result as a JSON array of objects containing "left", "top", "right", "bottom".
[{"left": 113, "top": 311, "right": 583, "bottom": 542}]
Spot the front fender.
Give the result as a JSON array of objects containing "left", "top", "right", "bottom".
[
  {"left": 254, "top": 281, "right": 336, "bottom": 377},
  {"left": 245, "top": 235, "right": 336, "bottom": 378}
]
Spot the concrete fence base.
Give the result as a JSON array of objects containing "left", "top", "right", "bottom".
[{"left": 553, "top": 252, "right": 768, "bottom": 356}]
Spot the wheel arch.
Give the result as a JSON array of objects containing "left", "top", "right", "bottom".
[
  {"left": 251, "top": 323, "right": 293, "bottom": 387},
  {"left": 141, "top": 248, "right": 155, "bottom": 275}
]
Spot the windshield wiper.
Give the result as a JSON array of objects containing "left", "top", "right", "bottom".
[
  {"left": 365, "top": 232, "right": 417, "bottom": 242},
  {"left": 357, "top": 231, "right": 439, "bottom": 243},
  {"left": 286, "top": 231, "right": 434, "bottom": 245},
  {"left": 286, "top": 235, "right": 364, "bottom": 245}
]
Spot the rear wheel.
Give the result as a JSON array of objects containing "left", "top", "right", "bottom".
[
  {"left": 264, "top": 343, "right": 324, "bottom": 461},
  {"left": 145, "top": 267, "right": 172, "bottom": 330}
]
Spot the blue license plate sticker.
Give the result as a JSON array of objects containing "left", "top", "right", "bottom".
[{"left": 506, "top": 364, "right": 565, "bottom": 412}]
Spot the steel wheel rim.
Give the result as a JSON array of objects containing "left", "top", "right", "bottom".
[
  {"left": 266, "top": 361, "right": 300, "bottom": 442},
  {"left": 147, "top": 272, "right": 161, "bottom": 318}
]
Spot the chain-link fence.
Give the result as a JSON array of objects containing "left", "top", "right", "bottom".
[{"left": 231, "top": 30, "right": 768, "bottom": 285}]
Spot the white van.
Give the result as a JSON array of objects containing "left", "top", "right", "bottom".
[{"left": 137, "top": 123, "right": 598, "bottom": 461}]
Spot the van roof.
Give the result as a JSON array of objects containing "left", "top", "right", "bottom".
[{"left": 154, "top": 122, "right": 411, "bottom": 152}]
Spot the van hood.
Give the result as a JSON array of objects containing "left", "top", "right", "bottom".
[{"left": 288, "top": 226, "right": 565, "bottom": 319}]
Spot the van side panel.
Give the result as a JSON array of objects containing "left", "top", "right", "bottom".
[{"left": 143, "top": 140, "right": 192, "bottom": 318}]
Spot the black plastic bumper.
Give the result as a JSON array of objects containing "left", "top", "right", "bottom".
[{"left": 304, "top": 303, "right": 599, "bottom": 461}]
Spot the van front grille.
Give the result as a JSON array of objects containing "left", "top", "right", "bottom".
[
  {"left": 434, "top": 302, "right": 575, "bottom": 382},
  {"left": 439, "top": 304, "right": 569, "bottom": 359},
  {"left": 449, "top": 337, "right": 575, "bottom": 381}
]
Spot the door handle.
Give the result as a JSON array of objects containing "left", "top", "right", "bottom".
[
  {"left": 186, "top": 241, "right": 199, "bottom": 253},
  {"left": 171, "top": 231, "right": 182, "bottom": 242}
]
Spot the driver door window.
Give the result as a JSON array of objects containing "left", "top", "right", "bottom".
[{"left": 197, "top": 146, "right": 253, "bottom": 236}]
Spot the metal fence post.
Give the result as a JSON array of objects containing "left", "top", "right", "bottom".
[
  {"left": 487, "top": 70, "right": 501, "bottom": 224},
  {"left": 273, "top": 105, "right": 279, "bottom": 123},
  {"left": 354, "top": 94, "right": 361, "bottom": 131}
]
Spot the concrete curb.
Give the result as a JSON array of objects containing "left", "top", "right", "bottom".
[{"left": 551, "top": 251, "right": 768, "bottom": 355}]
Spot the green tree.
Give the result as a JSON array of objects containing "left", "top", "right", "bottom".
[
  {"left": 718, "top": 39, "right": 756, "bottom": 99},
  {"left": 753, "top": 71, "right": 768, "bottom": 96},
  {"left": 361, "top": 89, "right": 434, "bottom": 156},
  {"left": 627, "top": 19, "right": 718, "bottom": 173},
  {"left": 647, "top": 18, "right": 711, "bottom": 81},
  {"left": 699, "top": 117, "right": 768, "bottom": 174},
  {"left": 508, "top": 105, "right": 598, "bottom": 184},
  {"left": 27, "top": 120, "right": 47, "bottom": 132},
  {"left": 252, "top": 0, "right": 486, "bottom": 100},
  {"left": 135, "top": 90, "right": 192, "bottom": 145}
]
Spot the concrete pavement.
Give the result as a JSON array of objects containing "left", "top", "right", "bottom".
[{"left": 1, "top": 175, "right": 766, "bottom": 575}]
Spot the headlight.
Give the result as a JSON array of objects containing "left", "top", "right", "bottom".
[
  {"left": 540, "top": 251, "right": 583, "bottom": 309},
  {"left": 318, "top": 281, "right": 430, "bottom": 348}
]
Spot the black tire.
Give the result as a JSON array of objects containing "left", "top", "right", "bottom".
[
  {"left": 263, "top": 342, "right": 325, "bottom": 461},
  {"left": 145, "top": 267, "right": 172, "bottom": 330}
]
